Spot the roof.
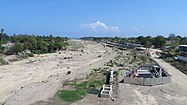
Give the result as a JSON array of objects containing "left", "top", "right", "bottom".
[
  {"left": 139, "top": 64, "right": 158, "bottom": 68},
  {"left": 137, "top": 69, "right": 151, "bottom": 74},
  {"left": 136, "top": 47, "right": 146, "bottom": 50},
  {"left": 179, "top": 45, "right": 187, "bottom": 47}
]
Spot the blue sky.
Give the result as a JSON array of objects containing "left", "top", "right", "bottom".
[{"left": 0, "top": 0, "right": 187, "bottom": 38}]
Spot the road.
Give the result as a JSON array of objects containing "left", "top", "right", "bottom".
[{"left": 150, "top": 49, "right": 187, "bottom": 90}]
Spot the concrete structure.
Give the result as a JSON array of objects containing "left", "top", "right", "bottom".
[
  {"left": 124, "top": 64, "right": 172, "bottom": 86},
  {"left": 100, "top": 84, "right": 112, "bottom": 98},
  {"left": 177, "top": 45, "right": 187, "bottom": 62},
  {"left": 100, "top": 69, "right": 114, "bottom": 98}
]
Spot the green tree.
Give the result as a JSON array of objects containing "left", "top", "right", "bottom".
[
  {"left": 144, "top": 41, "right": 152, "bottom": 48},
  {"left": 6, "top": 43, "right": 25, "bottom": 55},
  {"left": 153, "top": 35, "right": 166, "bottom": 48}
]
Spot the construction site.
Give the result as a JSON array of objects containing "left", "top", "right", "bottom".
[{"left": 124, "top": 64, "right": 172, "bottom": 86}]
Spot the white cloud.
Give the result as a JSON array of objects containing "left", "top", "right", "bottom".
[
  {"left": 132, "top": 26, "right": 140, "bottom": 32},
  {"left": 81, "top": 21, "right": 120, "bottom": 32}
]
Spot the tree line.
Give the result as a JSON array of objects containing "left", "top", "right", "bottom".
[
  {"left": 0, "top": 31, "right": 68, "bottom": 55},
  {"left": 81, "top": 34, "right": 187, "bottom": 48}
]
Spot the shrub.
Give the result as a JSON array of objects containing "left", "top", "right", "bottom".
[
  {"left": 0, "top": 58, "right": 8, "bottom": 65},
  {"left": 67, "top": 71, "right": 71, "bottom": 75},
  {"left": 26, "top": 53, "right": 34, "bottom": 57},
  {"left": 6, "top": 43, "right": 24, "bottom": 55}
]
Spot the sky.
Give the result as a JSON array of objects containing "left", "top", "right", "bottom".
[{"left": 1, "top": 0, "right": 187, "bottom": 38}]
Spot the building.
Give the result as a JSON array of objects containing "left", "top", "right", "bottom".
[
  {"left": 177, "top": 45, "right": 187, "bottom": 62},
  {"left": 1, "top": 42, "right": 14, "bottom": 48}
]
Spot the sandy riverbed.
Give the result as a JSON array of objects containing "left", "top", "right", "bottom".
[
  {"left": 1, "top": 41, "right": 187, "bottom": 105},
  {"left": 0, "top": 40, "right": 116, "bottom": 105}
]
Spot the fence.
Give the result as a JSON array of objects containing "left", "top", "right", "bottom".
[{"left": 124, "top": 76, "right": 172, "bottom": 86}]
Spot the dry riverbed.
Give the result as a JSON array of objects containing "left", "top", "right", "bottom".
[
  {"left": 1, "top": 41, "right": 187, "bottom": 105},
  {"left": 0, "top": 40, "right": 116, "bottom": 105}
]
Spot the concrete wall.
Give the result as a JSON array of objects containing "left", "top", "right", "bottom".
[{"left": 124, "top": 76, "right": 172, "bottom": 86}]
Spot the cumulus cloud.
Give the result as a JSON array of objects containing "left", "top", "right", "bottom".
[
  {"left": 81, "top": 21, "right": 120, "bottom": 32},
  {"left": 132, "top": 26, "right": 140, "bottom": 32}
]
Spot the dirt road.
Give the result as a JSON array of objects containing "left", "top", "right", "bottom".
[
  {"left": 150, "top": 49, "right": 187, "bottom": 90},
  {"left": 104, "top": 49, "right": 187, "bottom": 105}
]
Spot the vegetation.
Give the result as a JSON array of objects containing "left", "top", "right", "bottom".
[
  {"left": 113, "top": 51, "right": 154, "bottom": 70},
  {"left": 66, "top": 71, "right": 71, "bottom": 75},
  {"left": 57, "top": 68, "right": 107, "bottom": 102},
  {"left": 81, "top": 34, "right": 187, "bottom": 49},
  {"left": 98, "top": 55, "right": 102, "bottom": 58},
  {"left": 0, "top": 30, "right": 68, "bottom": 55},
  {"left": 0, "top": 58, "right": 8, "bottom": 65},
  {"left": 57, "top": 90, "right": 86, "bottom": 102}
]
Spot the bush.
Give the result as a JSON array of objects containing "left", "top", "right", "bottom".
[
  {"left": 6, "top": 43, "right": 24, "bottom": 55},
  {"left": 25, "top": 53, "right": 34, "bottom": 57},
  {"left": 67, "top": 71, "right": 71, "bottom": 75},
  {"left": 0, "top": 58, "right": 8, "bottom": 65}
]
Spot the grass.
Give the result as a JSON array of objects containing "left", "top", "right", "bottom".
[
  {"left": 74, "top": 81, "right": 89, "bottom": 90},
  {"left": 57, "top": 68, "right": 106, "bottom": 102},
  {"left": 69, "top": 80, "right": 103, "bottom": 90},
  {"left": 57, "top": 80, "right": 103, "bottom": 102},
  {"left": 57, "top": 69, "right": 105, "bottom": 102},
  {"left": 57, "top": 90, "right": 86, "bottom": 102}
]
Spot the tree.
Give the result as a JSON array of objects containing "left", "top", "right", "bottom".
[
  {"left": 144, "top": 41, "right": 152, "bottom": 48},
  {"left": 137, "top": 36, "right": 144, "bottom": 44},
  {"left": 6, "top": 43, "right": 25, "bottom": 55},
  {"left": 153, "top": 35, "right": 166, "bottom": 48}
]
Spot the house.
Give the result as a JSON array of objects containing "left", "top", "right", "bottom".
[{"left": 1, "top": 42, "right": 14, "bottom": 48}]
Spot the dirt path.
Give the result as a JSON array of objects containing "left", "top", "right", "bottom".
[
  {"left": 0, "top": 40, "right": 117, "bottom": 105},
  {"left": 150, "top": 49, "right": 187, "bottom": 90}
]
